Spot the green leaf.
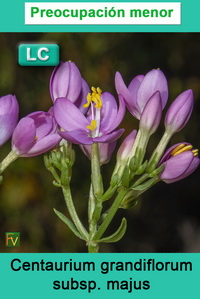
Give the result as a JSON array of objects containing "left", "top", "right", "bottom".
[
  {"left": 97, "top": 217, "right": 127, "bottom": 243},
  {"left": 53, "top": 208, "right": 86, "bottom": 240},
  {"left": 131, "top": 176, "right": 158, "bottom": 191}
]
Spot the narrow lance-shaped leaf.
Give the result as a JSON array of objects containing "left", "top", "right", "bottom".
[
  {"left": 131, "top": 176, "right": 159, "bottom": 191},
  {"left": 96, "top": 218, "right": 127, "bottom": 243},
  {"left": 53, "top": 208, "right": 86, "bottom": 240}
]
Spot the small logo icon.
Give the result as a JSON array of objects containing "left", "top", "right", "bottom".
[{"left": 5, "top": 232, "right": 20, "bottom": 247}]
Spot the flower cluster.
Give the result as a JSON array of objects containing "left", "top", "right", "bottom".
[{"left": 0, "top": 61, "right": 199, "bottom": 183}]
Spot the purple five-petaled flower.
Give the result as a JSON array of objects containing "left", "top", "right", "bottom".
[
  {"left": 54, "top": 88, "right": 125, "bottom": 145},
  {"left": 0, "top": 94, "right": 19, "bottom": 146},
  {"left": 12, "top": 110, "right": 61, "bottom": 157},
  {"left": 160, "top": 143, "right": 200, "bottom": 183},
  {"left": 115, "top": 69, "right": 168, "bottom": 119}
]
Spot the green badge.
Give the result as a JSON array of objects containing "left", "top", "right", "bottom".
[
  {"left": 5, "top": 232, "right": 20, "bottom": 247},
  {"left": 18, "top": 44, "right": 59, "bottom": 66}
]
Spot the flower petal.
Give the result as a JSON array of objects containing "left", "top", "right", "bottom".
[
  {"left": 54, "top": 98, "right": 89, "bottom": 131},
  {"left": 100, "top": 92, "right": 118, "bottom": 132},
  {"left": 115, "top": 72, "right": 144, "bottom": 119},
  {"left": 128, "top": 75, "right": 144, "bottom": 115},
  {"left": 106, "top": 94, "right": 126, "bottom": 133},
  {"left": 0, "top": 95, "right": 19, "bottom": 146},
  {"left": 159, "top": 142, "right": 190, "bottom": 164},
  {"left": 115, "top": 72, "right": 132, "bottom": 104},
  {"left": 160, "top": 151, "right": 194, "bottom": 182},
  {"left": 80, "top": 141, "right": 117, "bottom": 165},
  {"left": 50, "top": 61, "right": 82, "bottom": 103},
  {"left": 165, "top": 89, "right": 194, "bottom": 133},
  {"left": 117, "top": 129, "right": 137, "bottom": 160},
  {"left": 94, "top": 128, "right": 125, "bottom": 143},
  {"left": 27, "top": 111, "right": 55, "bottom": 139},
  {"left": 59, "top": 130, "right": 93, "bottom": 145},
  {"left": 139, "top": 91, "right": 162, "bottom": 134},
  {"left": 24, "top": 134, "right": 62, "bottom": 157},
  {"left": 12, "top": 117, "right": 36, "bottom": 155},
  {"left": 137, "top": 69, "right": 168, "bottom": 111},
  {"left": 75, "top": 78, "right": 90, "bottom": 114}
]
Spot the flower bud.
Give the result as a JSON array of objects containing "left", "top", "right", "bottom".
[
  {"left": 160, "top": 143, "right": 199, "bottom": 183},
  {"left": 117, "top": 129, "right": 137, "bottom": 161},
  {"left": 50, "top": 61, "right": 82, "bottom": 103},
  {"left": 165, "top": 89, "right": 194, "bottom": 134},
  {"left": 0, "top": 94, "right": 19, "bottom": 146},
  {"left": 139, "top": 91, "right": 162, "bottom": 135}
]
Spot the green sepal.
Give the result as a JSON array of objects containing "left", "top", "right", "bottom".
[
  {"left": 148, "top": 164, "right": 164, "bottom": 177},
  {"left": 100, "top": 186, "right": 117, "bottom": 202},
  {"left": 0, "top": 176, "right": 3, "bottom": 184},
  {"left": 135, "top": 160, "right": 148, "bottom": 175},
  {"left": 92, "top": 202, "right": 103, "bottom": 223},
  {"left": 53, "top": 208, "right": 86, "bottom": 240},
  {"left": 147, "top": 152, "right": 159, "bottom": 173},
  {"left": 131, "top": 176, "right": 158, "bottom": 191},
  {"left": 51, "top": 151, "right": 62, "bottom": 171},
  {"left": 110, "top": 173, "right": 119, "bottom": 187},
  {"left": 121, "top": 199, "right": 138, "bottom": 209},
  {"left": 129, "top": 156, "right": 138, "bottom": 173},
  {"left": 44, "top": 154, "right": 52, "bottom": 170},
  {"left": 96, "top": 217, "right": 127, "bottom": 243},
  {"left": 121, "top": 166, "right": 130, "bottom": 188}
]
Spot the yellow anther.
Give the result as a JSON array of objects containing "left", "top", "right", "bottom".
[
  {"left": 192, "top": 149, "right": 198, "bottom": 154},
  {"left": 83, "top": 93, "right": 92, "bottom": 108},
  {"left": 86, "top": 119, "right": 97, "bottom": 131},
  {"left": 34, "top": 136, "right": 38, "bottom": 141},
  {"left": 83, "top": 87, "right": 103, "bottom": 109},
  {"left": 171, "top": 144, "right": 185, "bottom": 156},
  {"left": 171, "top": 144, "right": 193, "bottom": 156},
  {"left": 192, "top": 149, "right": 199, "bottom": 157}
]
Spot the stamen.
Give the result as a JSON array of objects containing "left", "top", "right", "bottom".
[
  {"left": 171, "top": 144, "right": 193, "bottom": 156},
  {"left": 34, "top": 136, "right": 38, "bottom": 141},
  {"left": 84, "top": 87, "right": 103, "bottom": 137},
  {"left": 171, "top": 144, "right": 185, "bottom": 156},
  {"left": 192, "top": 149, "right": 199, "bottom": 157},
  {"left": 83, "top": 93, "right": 92, "bottom": 108},
  {"left": 86, "top": 119, "right": 97, "bottom": 131},
  {"left": 83, "top": 87, "right": 103, "bottom": 109}
]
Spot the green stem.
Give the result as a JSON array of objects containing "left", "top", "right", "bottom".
[
  {"left": 88, "top": 241, "right": 99, "bottom": 253},
  {"left": 94, "top": 188, "right": 128, "bottom": 241},
  {"left": 148, "top": 130, "right": 173, "bottom": 171},
  {"left": 0, "top": 151, "right": 18, "bottom": 173},
  {"left": 62, "top": 186, "right": 89, "bottom": 240},
  {"left": 87, "top": 143, "right": 104, "bottom": 252},
  {"left": 91, "top": 143, "right": 103, "bottom": 198},
  {"left": 132, "top": 173, "right": 150, "bottom": 188}
]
